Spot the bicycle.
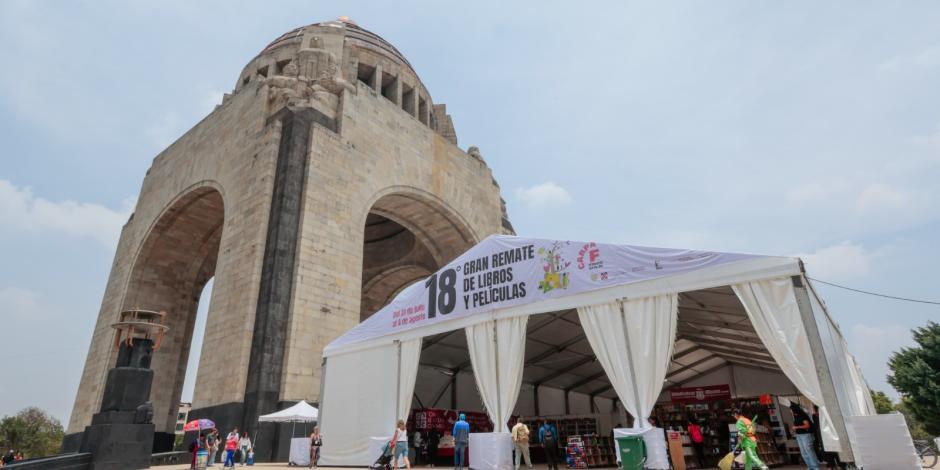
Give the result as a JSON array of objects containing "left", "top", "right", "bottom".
[{"left": 915, "top": 439, "right": 938, "bottom": 468}]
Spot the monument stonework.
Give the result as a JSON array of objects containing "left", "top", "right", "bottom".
[{"left": 66, "top": 18, "right": 511, "bottom": 459}]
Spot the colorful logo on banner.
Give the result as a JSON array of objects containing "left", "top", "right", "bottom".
[
  {"left": 576, "top": 242, "right": 609, "bottom": 282},
  {"left": 669, "top": 384, "right": 732, "bottom": 404},
  {"left": 537, "top": 242, "right": 571, "bottom": 293}
]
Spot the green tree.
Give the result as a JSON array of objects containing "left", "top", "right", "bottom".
[
  {"left": 0, "top": 407, "right": 65, "bottom": 459},
  {"left": 869, "top": 389, "right": 895, "bottom": 414},
  {"left": 887, "top": 321, "right": 940, "bottom": 436}
]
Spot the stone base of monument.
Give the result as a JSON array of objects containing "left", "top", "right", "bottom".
[
  {"left": 78, "top": 338, "right": 159, "bottom": 470},
  {"left": 80, "top": 421, "right": 154, "bottom": 470}
]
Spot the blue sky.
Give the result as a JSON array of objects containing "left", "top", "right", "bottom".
[{"left": 1, "top": 1, "right": 939, "bottom": 424}]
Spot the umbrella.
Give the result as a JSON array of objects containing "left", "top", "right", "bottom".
[{"left": 183, "top": 418, "right": 216, "bottom": 432}]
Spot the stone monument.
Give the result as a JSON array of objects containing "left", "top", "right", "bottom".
[
  {"left": 65, "top": 17, "right": 512, "bottom": 461},
  {"left": 79, "top": 310, "right": 166, "bottom": 469}
]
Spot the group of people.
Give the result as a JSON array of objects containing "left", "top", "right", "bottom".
[
  {"left": 510, "top": 419, "right": 561, "bottom": 470},
  {"left": 1, "top": 450, "right": 24, "bottom": 466},
  {"left": 733, "top": 402, "right": 824, "bottom": 470},
  {"left": 190, "top": 427, "right": 253, "bottom": 469}
]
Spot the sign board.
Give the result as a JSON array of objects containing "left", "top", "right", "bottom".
[
  {"left": 329, "top": 235, "right": 760, "bottom": 351},
  {"left": 669, "top": 384, "right": 732, "bottom": 403}
]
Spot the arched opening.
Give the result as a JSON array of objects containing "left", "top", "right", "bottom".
[
  {"left": 360, "top": 192, "right": 476, "bottom": 321},
  {"left": 121, "top": 186, "right": 225, "bottom": 450}
]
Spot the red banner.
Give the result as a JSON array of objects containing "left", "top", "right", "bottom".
[
  {"left": 669, "top": 384, "right": 732, "bottom": 403},
  {"left": 409, "top": 408, "right": 493, "bottom": 433}
]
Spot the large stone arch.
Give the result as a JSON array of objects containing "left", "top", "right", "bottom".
[
  {"left": 359, "top": 187, "right": 478, "bottom": 320},
  {"left": 120, "top": 184, "right": 226, "bottom": 435}
]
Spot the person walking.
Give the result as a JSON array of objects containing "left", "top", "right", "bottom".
[
  {"left": 427, "top": 428, "right": 441, "bottom": 468},
  {"left": 238, "top": 431, "right": 252, "bottom": 466},
  {"left": 206, "top": 429, "right": 219, "bottom": 466},
  {"left": 452, "top": 414, "right": 470, "bottom": 470},
  {"left": 223, "top": 432, "right": 238, "bottom": 468},
  {"left": 789, "top": 403, "right": 820, "bottom": 470},
  {"left": 511, "top": 419, "right": 533, "bottom": 470},
  {"left": 687, "top": 418, "right": 706, "bottom": 468},
  {"left": 391, "top": 420, "right": 412, "bottom": 470},
  {"left": 309, "top": 426, "right": 323, "bottom": 469},
  {"left": 538, "top": 422, "right": 559, "bottom": 470},
  {"left": 733, "top": 410, "right": 768, "bottom": 470}
]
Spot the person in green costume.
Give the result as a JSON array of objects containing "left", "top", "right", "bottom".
[{"left": 733, "top": 410, "right": 769, "bottom": 470}]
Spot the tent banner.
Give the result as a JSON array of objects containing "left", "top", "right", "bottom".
[
  {"left": 330, "top": 235, "right": 761, "bottom": 350},
  {"left": 669, "top": 384, "right": 732, "bottom": 404}
]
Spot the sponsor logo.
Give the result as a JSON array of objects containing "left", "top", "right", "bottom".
[
  {"left": 537, "top": 242, "right": 571, "bottom": 293},
  {"left": 577, "top": 242, "right": 609, "bottom": 281}
]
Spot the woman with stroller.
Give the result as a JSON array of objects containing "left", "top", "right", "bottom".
[
  {"left": 390, "top": 420, "right": 412, "bottom": 470},
  {"left": 309, "top": 426, "right": 323, "bottom": 469}
]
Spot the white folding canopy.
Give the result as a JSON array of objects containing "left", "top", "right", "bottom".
[
  {"left": 318, "top": 235, "right": 873, "bottom": 466},
  {"left": 258, "top": 400, "right": 319, "bottom": 423}
]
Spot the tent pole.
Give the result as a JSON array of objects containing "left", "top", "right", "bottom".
[
  {"left": 396, "top": 340, "right": 402, "bottom": 421},
  {"left": 492, "top": 320, "right": 502, "bottom": 432},
  {"left": 792, "top": 275, "right": 855, "bottom": 463},
  {"left": 619, "top": 302, "right": 644, "bottom": 429}
]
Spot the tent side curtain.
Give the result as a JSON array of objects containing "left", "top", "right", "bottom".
[
  {"left": 577, "top": 293, "right": 678, "bottom": 428},
  {"left": 466, "top": 316, "right": 528, "bottom": 433},
  {"left": 731, "top": 277, "right": 841, "bottom": 452},
  {"left": 319, "top": 343, "right": 398, "bottom": 466},
  {"left": 808, "top": 284, "right": 877, "bottom": 419},
  {"left": 398, "top": 338, "right": 422, "bottom": 422}
]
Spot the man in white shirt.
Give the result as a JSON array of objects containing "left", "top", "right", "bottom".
[{"left": 511, "top": 419, "right": 533, "bottom": 470}]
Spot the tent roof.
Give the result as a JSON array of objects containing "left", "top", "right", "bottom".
[
  {"left": 257, "top": 400, "right": 319, "bottom": 422},
  {"left": 325, "top": 235, "right": 801, "bottom": 357}
]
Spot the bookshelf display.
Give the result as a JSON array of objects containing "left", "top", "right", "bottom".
[
  {"left": 565, "top": 434, "right": 616, "bottom": 468},
  {"left": 652, "top": 395, "right": 790, "bottom": 468}
]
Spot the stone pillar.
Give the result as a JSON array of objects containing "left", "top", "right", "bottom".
[{"left": 372, "top": 64, "right": 383, "bottom": 92}]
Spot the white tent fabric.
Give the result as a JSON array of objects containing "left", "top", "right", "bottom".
[
  {"left": 732, "top": 278, "right": 840, "bottom": 452},
  {"left": 397, "top": 338, "right": 422, "bottom": 422},
  {"left": 316, "top": 235, "right": 877, "bottom": 466},
  {"left": 318, "top": 344, "right": 398, "bottom": 467},
  {"left": 466, "top": 316, "right": 528, "bottom": 432},
  {"left": 578, "top": 294, "right": 678, "bottom": 428},
  {"left": 257, "top": 400, "right": 319, "bottom": 422}
]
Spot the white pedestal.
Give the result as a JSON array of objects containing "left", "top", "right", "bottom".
[
  {"left": 468, "top": 432, "right": 512, "bottom": 470},
  {"left": 613, "top": 427, "right": 669, "bottom": 470},
  {"left": 289, "top": 437, "right": 311, "bottom": 466}
]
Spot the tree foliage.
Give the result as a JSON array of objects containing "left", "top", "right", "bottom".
[
  {"left": 887, "top": 320, "right": 940, "bottom": 436},
  {"left": 869, "top": 389, "right": 895, "bottom": 414},
  {"left": 0, "top": 407, "right": 64, "bottom": 459}
]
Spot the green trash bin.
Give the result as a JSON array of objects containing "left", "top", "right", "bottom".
[{"left": 616, "top": 436, "right": 647, "bottom": 470}]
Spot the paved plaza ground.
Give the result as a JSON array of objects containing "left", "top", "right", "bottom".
[{"left": 153, "top": 464, "right": 813, "bottom": 470}]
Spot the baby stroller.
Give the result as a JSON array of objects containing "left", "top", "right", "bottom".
[{"left": 371, "top": 442, "right": 394, "bottom": 470}]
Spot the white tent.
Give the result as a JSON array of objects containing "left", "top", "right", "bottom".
[
  {"left": 258, "top": 400, "right": 319, "bottom": 423},
  {"left": 318, "top": 235, "right": 875, "bottom": 467}
]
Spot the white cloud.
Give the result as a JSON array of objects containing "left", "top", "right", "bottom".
[
  {"left": 0, "top": 287, "right": 42, "bottom": 319},
  {"left": 854, "top": 183, "right": 914, "bottom": 215},
  {"left": 0, "top": 180, "right": 133, "bottom": 248},
  {"left": 849, "top": 323, "right": 915, "bottom": 398},
  {"left": 795, "top": 241, "right": 872, "bottom": 280},
  {"left": 515, "top": 181, "right": 572, "bottom": 209}
]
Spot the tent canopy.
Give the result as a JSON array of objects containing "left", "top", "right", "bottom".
[
  {"left": 325, "top": 235, "right": 800, "bottom": 357},
  {"left": 318, "top": 235, "right": 875, "bottom": 467},
  {"left": 257, "top": 400, "right": 319, "bottom": 423}
]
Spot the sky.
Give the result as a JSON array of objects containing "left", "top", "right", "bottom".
[{"left": 1, "top": 1, "right": 939, "bottom": 425}]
